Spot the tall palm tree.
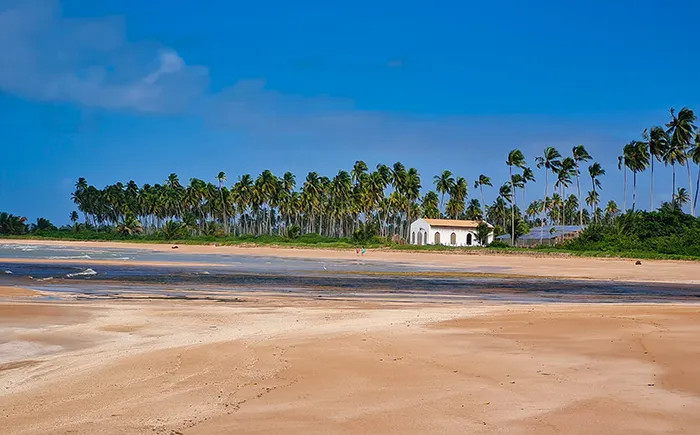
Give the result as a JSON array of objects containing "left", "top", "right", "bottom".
[
  {"left": 506, "top": 149, "right": 526, "bottom": 244},
  {"left": 617, "top": 154, "right": 627, "bottom": 211},
  {"left": 690, "top": 133, "right": 700, "bottom": 215},
  {"left": 216, "top": 171, "right": 228, "bottom": 233},
  {"left": 535, "top": 147, "right": 561, "bottom": 241},
  {"left": 555, "top": 157, "right": 575, "bottom": 225},
  {"left": 433, "top": 170, "right": 455, "bottom": 212},
  {"left": 588, "top": 162, "right": 605, "bottom": 222},
  {"left": 625, "top": 141, "right": 650, "bottom": 211},
  {"left": 446, "top": 177, "right": 468, "bottom": 219},
  {"left": 666, "top": 107, "right": 697, "bottom": 215},
  {"left": 572, "top": 145, "right": 592, "bottom": 226},
  {"left": 643, "top": 126, "right": 669, "bottom": 211},
  {"left": 521, "top": 167, "right": 535, "bottom": 206},
  {"left": 473, "top": 174, "right": 492, "bottom": 211},
  {"left": 404, "top": 168, "right": 422, "bottom": 238},
  {"left": 351, "top": 161, "right": 368, "bottom": 185},
  {"left": 498, "top": 182, "right": 513, "bottom": 230}
]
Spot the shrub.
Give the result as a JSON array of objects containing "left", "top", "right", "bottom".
[
  {"left": 488, "top": 240, "right": 510, "bottom": 249},
  {"left": 286, "top": 225, "right": 302, "bottom": 239}
]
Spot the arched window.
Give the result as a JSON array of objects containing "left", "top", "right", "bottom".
[
  {"left": 467, "top": 233, "right": 473, "bottom": 246},
  {"left": 450, "top": 232, "right": 457, "bottom": 245},
  {"left": 412, "top": 232, "right": 416, "bottom": 244},
  {"left": 417, "top": 232, "right": 423, "bottom": 245},
  {"left": 434, "top": 232, "right": 441, "bottom": 245}
]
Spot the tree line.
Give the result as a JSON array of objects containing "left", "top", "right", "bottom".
[
  {"left": 66, "top": 107, "right": 700, "bottom": 240},
  {"left": 4, "top": 108, "right": 699, "bottom": 243}
]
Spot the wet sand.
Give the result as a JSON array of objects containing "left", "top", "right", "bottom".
[
  {"left": 1, "top": 298, "right": 699, "bottom": 434},
  {"left": 0, "top": 286, "right": 39, "bottom": 298},
  {"left": 2, "top": 239, "right": 700, "bottom": 284}
]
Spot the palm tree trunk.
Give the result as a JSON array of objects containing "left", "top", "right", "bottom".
[
  {"left": 632, "top": 171, "right": 637, "bottom": 211},
  {"left": 687, "top": 163, "right": 694, "bottom": 216},
  {"left": 672, "top": 165, "right": 676, "bottom": 205},
  {"left": 220, "top": 187, "right": 228, "bottom": 234},
  {"left": 541, "top": 171, "right": 548, "bottom": 244},
  {"left": 480, "top": 185, "right": 485, "bottom": 214},
  {"left": 561, "top": 184, "right": 565, "bottom": 225},
  {"left": 650, "top": 159, "right": 654, "bottom": 212},
  {"left": 510, "top": 166, "right": 515, "bottom": 245},
  {"left": 694, "top": 164, "right": 700, "bottom": 215},
  {"left": 576, "top": 165, "right": 582, "bottom": 226},
  {"left": 623, "top": 168, "right": 627, "bottom": 211}
]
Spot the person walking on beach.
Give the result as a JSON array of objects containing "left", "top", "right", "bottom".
[
  {"left": 361, "top": 247, "right": 366, "bottom": 256},
  {"left": 356, "top": 247, "right": 360, "bottom": 255}
]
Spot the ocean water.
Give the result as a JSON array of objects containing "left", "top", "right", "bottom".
[{"left": 2, "top": 243, "right": 700, "bottom": 304}]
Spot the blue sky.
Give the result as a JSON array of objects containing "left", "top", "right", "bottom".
[{"left": 1, "top": 0, "right": 699, "bottom": 224}]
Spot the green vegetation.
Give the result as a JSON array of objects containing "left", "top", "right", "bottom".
[{"left": 563, "top": 203, "right": 700, "bottom": 258}]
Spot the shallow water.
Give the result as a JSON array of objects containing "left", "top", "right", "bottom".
[{"left": 2, "top": 243, "right": 700, "bottom": 304}]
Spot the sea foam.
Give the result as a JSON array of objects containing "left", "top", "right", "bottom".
[{"left": 66, "top": 268, "right": 97, "bottom": 278}]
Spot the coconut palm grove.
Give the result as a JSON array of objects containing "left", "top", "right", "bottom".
[{"left": 3, "top": 107, "right": 700, "bottom": 258}]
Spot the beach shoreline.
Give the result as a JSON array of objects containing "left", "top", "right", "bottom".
[{"left": 1, "top": 238, "right": 699, "bottom": 284}]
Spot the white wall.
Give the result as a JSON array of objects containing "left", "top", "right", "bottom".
[
  {"left": 409, "top": 219, "right": 431, "bottom": 245},
  {"left": 409, "top": 219, "right": 493, "bottom": 247}
]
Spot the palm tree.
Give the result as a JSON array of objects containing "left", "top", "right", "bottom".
[
  {"left": 625, "top": 141, "right": 650, "bottom": 211},
  {"left": 499, "top": 182, "right": 513, "bottom": 230},
  {"left": 521, "top": 167, "right": 535, "bottom": 206},
  {"left": 604, "top": 200, "right": 619, "bottom": 223},
  {"left": 117, "top": 214, "right": 143, "bottom": 235},
  {"left": 690, "top": 133, "right": 700, "bottom": 215},
  {"left": 535, "top": 147, "right": 561, "bottom": 242},
  {"left": 433, "top": 170, "right": 455, "bottom": 212},
  {"left": 572, "top": 145, "right": 592, "bottom": 226},
  {"left": 675, "top": 188, "right": 690, "bottom": 210},
  {"left": 473, "top": 174, "right": 492, "bottom": 211},
  {"left": 351, "top": 161, "right": 368, "bottom": 185},
  {"left": 421, "top": 191, "right": 440, "bottom": 219},
  {"left": 555, "top": 157, "right": 575, "bottom": 225},
  {"left": 617, "top": 154, "right": 627, "bottom": 211},
  {"left": 587, "top": 162, "right": 605, "bottom": 222},
  {"left": 446, "top": 177, "right": 468, "bottom": 219},
  {"left": 526, "top": 200, "right": 542, "bottom": 224},
  {"left": 643, "top": 126, "right": 669, "bottom": 211},
  {"left": 216, "top": 171, "right": 228, "bottom": 233},
  {"left": 585, "top": 191, "right": 599, "bottom": 216},
  {"left": 404, "top": 168, "right": 422, "bottom": 238},
  {"left": 506, "top": 149, "right": 526, "bottom": 244},
  {"left": 666, "top": 107, "right": 697, "bottom": 215},
  {"left": 465, "top": 199, "right": 483, "bottom": 220}
]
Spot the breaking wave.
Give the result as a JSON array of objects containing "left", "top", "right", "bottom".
[
  {"left": 66, "top": 268, "right": 97, "bottom": 278},
  {"left": 48, "top": 255, "right": 91, "bottom": 260}
]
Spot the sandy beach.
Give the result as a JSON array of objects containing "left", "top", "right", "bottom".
[
  {"left": 2, "top": 238, "right": 700, "bottom": 284},
  {"left": 1, "top": 297, "right": 699, "bottom": 435}
]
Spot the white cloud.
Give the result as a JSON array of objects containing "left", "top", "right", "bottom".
[{"left": 0, "top": 0, "right": 208, "bottom": 113}]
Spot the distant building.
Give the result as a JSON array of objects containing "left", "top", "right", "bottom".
[
  {"left": 409, "top": 218, "right": 494, "bottom": 247},
  {"left": 496, "top": 225, "right": 586, "bottom": 247}
]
